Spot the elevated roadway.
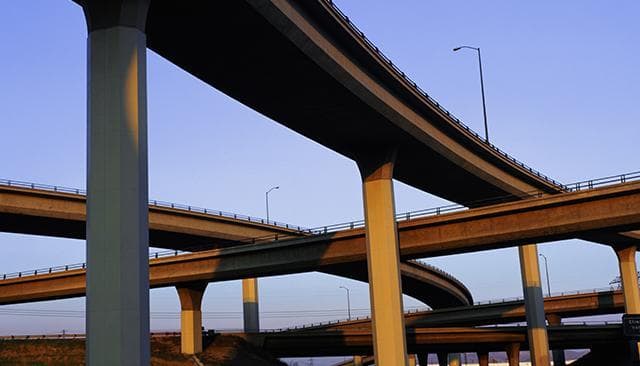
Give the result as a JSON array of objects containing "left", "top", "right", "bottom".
[
  {"left": 0, "top": 181, "right": 304, "bottom": 250},
  {"left": 3, "top": 180, "right": 640, "bottom": 307},
  {"left": 289, "top": 288, "right": 626, "bottom": 332},
  {"left": 246, "top": 325, "right": 624, "bottom": 357}
]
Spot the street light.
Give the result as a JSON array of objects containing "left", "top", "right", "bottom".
[
  {"left": 539, "top": 253, "right": 551, "bottom": 297},
  {"left": 265, "top": 186, "right": 279, "bottom": 222},
  {"left": 339, "top": 286, "right": 351, "bottom": 320},
  {"left": 453, "top": 45, "right": 489, "bottom": 142}
]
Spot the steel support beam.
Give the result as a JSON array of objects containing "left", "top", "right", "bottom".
[
  {"left": 83, "top": 1, "right": 150, "bottom": 365},
  {"left": 519, "top": 244, "right": 551, "bottom": 366},
  {"left": 358, "top": 149, "right": 408, "bottom": 366},
  {"left": 176, "top": 282, "right": 207, "bottom": 354},
  {"left": 243, "top": 277, "right": 260, "bottom": 332}
]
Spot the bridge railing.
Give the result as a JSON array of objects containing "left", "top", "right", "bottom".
[{"left": 0, "top": 178, "right": 307, "bottom": 232}]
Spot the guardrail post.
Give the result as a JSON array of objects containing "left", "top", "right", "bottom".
[
  {"left": 518, "top": 244, "right": 550, "bottom": 366},
  {"left": 82, "top": 1, "right": 151, "bottom": 365},
  {"left": 242, "top": 278, "right": 260, "bottom": 333},
  {"left": 356, "top": 148, "right": 408, "bottom": 366}
]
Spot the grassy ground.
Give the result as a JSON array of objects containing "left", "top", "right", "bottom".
[{"left": 0, "top": 335, "right": 286, "bottom": 366}]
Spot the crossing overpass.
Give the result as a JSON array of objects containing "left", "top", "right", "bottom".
[{"left": 3, "top": 178, "right": 640, "bottom": 308}]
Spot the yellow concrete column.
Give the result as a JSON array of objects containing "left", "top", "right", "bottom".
[
  {"left": 353, "top": 355, "right": 364, "bottom": 366},
  {"left": 358, "top": 149, "right": 408, "bottom": 366},
  {"left": 448, "top": 353, "right": 461, "bottom": 366},
  {"left": 519, "top": 244, "right": 551, "bottom": 366},
  {"left": 242, "top": 277, "right": 260, "bottom": 332},
  {"left": 409, "top": 354, "right": 417, "bottom": 366},
  {"left": 477, "top": 352, "right": 489, "bottom": 366},
  {"left": 615, "top": 245, "right": 640, "bottom": 360},
  {"left": 176, "top": 282, "right": 207, "bottom": 354},
  {"left": 506, "top": 343, "right": 520, "bottom": 366},
  {"left": 547, "top": 314, "right": 566, "bottom": 366}
]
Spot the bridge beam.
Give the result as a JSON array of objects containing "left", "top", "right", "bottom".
[
  {"left": 176, "top": 282, "right": 207, "bottom": 354},
  {"left": 519, "top": 244, "right": 551, "bottom": 366},
  {"left": 615, "top": 245, "right": 640, "bottom": 362},
  {"left": 357, "top": 149, "right": 408, "bottom": 366},
  {"left": 82, "top": 1, "right": 150, "bottom": 365},
  {"left": 242, "top": 277, "right": 260, "bottom": 332}
]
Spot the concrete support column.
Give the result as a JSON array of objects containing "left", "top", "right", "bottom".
[
  {"left": 357, "top": 149, "right": 407, "bottom": 366},
  {"left": 519, "top": 244, "right": 551, "bottom": 366},
  {"left": 615, "top": 245, "right": 640, "bottom": 361},
  {"left": 353, "top": 355, "right": 364, "bottom": 366},
  {"left": 176, "top": 282, "right": 207, "bottom": 354},
  {"left": 82, "top": 1, "right": 150, "bottom": 365},
  {"left": 417, "top": 354, "right": 429, "bottom": 366},
  {"left": 547, "top": 314, "right": 566, "bottom": 366},
  {"left": 408, "top": 354, "right": 417, "bottom": 366},
  {"left": 242, "top": 277, "right": 260, "bottom": 332},
  {"left": 477, "top": 352, "right": 489, "bottom": 366},
  {"left": 448, "top": 353, "right": 461, "bottom": 366},
  {"left": 437, "top": 352, "right": 448, "bottom": 366},
  {"left": 506, "top": 343, "right": 520, "bottom": 366}
]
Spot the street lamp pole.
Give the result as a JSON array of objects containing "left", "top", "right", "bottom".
[
  {"left": 539, "top": 253, "right": 551, "bottom": 297},
  {"left": 453, "top": 45, "right": 489, "bottom": 142},
  {"left": 339, "top": 286, "right": 351, "bottom": 320},
  {"left": 265, "top": 186, "right": 279, "bottom": 222}
]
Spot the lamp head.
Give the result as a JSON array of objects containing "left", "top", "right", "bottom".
[{"left": 453, "top": 47, "right": 462, "bottom": 51}]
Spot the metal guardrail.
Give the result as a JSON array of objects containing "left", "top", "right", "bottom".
[
  {"left": 0, "top": 178, "right": 307, "bottom": 232},
  {"left": 319, "top": 0, "right": 564, "bottom": 187},
  {"left": 1, "top": 170, "right": 639, "bottom": 282}
]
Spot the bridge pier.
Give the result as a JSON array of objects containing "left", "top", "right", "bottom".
[
  {"left": 506, "top": 343, "right": 520, "bottom": 366},
  {"left": 519, "top": 243, "right": 551, "bottom": 366},
  {"left": 176, "top": 282, "right": 207, "bottom": 354},
  {"left": 448, "top": 353, "right": 461, "bottom": 366},
  {"left": 437, "top": 352, "right": 447, "bottom": 366},
  {"left": 242, "top": 278, "right": 260, "bottom": 332},
  {"left": 417, "top": 353, "right": 429, "bottom": 366},
  {"left": 352, "top": 355, "right": 364, "bottom": 366},
  {"left": 81, "top": 1, "right": 151, "bottom": 365},
  {"left": 615, "top": 245, "right": 640, "bottom": 362},
  {"left": 477, "top": 351, "right": 489, "bottom": 366},
  {"left": 547, "top": 314, "right": 567, "bottom": 366},
  {"left": 408, "top": 354, "right": 417, "bottom": 366},
  {"left": 357, "top": 149, "right": 408, "bottom": 366}
]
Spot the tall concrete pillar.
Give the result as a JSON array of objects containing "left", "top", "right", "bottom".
[
  {"left": 408, "top": 354, "right": 417, "bottom": 366},
  {"left": 242, "top": 277, "right": 260, "bottom": 332},
  {"left": 81, "top": 1, "right": 150, "bottom": 365},
  {"left": 357, "top": 149, "right": 408, "bottom": 366},
  {"left": 477, "top": 351, "right": 489, "bottom": 366},
  {"left": 519, "top": 244, "right": 551, "bottom": 366},
  {"left": 547, "top": 314, "right": 566, "bottom": 366},
  {"left": 437, "top": 352, "right": 448, "bottom": 366},
  {"left": 353, "top": 355, "right": 364, "bottom": 366},
  {"left": 448, "top": 353, "right": 461, "bottom": 366},
  {"left": 176, "top": 282, "right": 207, "bottom": 354},
  {"left": 506, "top": 343, "right": 520, "bottom": 366},
  {"left": 615, "top": 245, "right": 640, "bottom": 361},
  {"left": 417, "top": 354, "right": 429, "bottom": 366}
]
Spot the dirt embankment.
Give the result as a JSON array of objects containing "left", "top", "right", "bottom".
[{"left": 0, "top": 335, "right": 286, "bottom": 366}]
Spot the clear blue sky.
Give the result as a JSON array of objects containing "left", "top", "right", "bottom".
[{"left": 0, "top": 0, "right": 638, "bottom": 336}]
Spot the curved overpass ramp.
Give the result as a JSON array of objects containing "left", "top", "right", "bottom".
[{"left": 0, "top": 183, "right": 473, "bottom": 308}]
